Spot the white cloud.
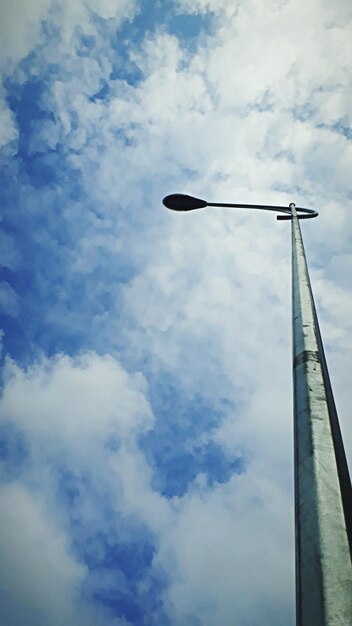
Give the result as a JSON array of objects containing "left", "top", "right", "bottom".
[
  {"left": 0, "top": 482, "right": 134, "bottom": 626},
  {"left": 0, "top": 482, "right": 88, "bottom": 626},
  {"left": 0, "top": 353, "right": 295, "bottom": 626},
  {"left": 158, "top": 465, "right": 294, "bottom": 626},
  {"left": 175, "top": 0, "right": 237, "bottom": 18},
  {"left": 0, "top": 0, "right": 52, "bottom": 70},
  {"left": 85, "top": 0, "right": 139, "bottom": 21},
  {"left": 0, "top": 354, "right": 161, "bottom": 624},
  {"left": 0, "top": 0, "right": 140, "bottom": 71},
  {"left": 1, "top": 353, "right": 152, "bottom": 446}
]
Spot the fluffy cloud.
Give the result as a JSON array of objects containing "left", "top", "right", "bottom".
[
  {"left": 1, "top": 353, "right": 151, "bottom": 444},
  {"left": 0, "top": 0, "right": 52, "bottom": 70},
  {"left": 0, "top": 353, "right": 294, "bottom": 626},
  {"left": 158, "top": 469, "right": 294, "bottom": 626},
  {"left": 175, "top": 0, "right": 237, "bottom": 18},
  {"left": 0, "top": 482, "right": 88, "bottom": 626},
  {"left": 0, "top": 354, "right": 162, "bottom": 624},
  {"left": 0, "top": 0, "right": 140, "bottom": 70}
]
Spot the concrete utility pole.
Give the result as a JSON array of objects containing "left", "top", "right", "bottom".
[
  {"left": 163, "top": 193, "right": 352, "bottom": 625},
  {"left": 291, "top": 203, "right": 352, "bottom": 625}
]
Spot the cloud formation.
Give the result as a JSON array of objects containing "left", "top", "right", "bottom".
[{"left": 0, "top": 0, "right": 351, "bottom": 624}]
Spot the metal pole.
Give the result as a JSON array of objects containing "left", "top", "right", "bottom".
[{"left": 291, "top": 203, "right": 352, "bottom": 625}]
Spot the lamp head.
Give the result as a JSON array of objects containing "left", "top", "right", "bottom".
[{"left": 162, "top": 194, "right": 208, "bottom": 211}]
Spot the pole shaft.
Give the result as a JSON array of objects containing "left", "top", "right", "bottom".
[{"left": 291, "top": 204, "right": 352, "bottom": 625}]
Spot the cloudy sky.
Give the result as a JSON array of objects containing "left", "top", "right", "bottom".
[{"left": 0, "top": 0, "right": 351, "bottom": 624}]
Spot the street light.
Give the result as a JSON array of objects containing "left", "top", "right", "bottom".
[{"left": 163, "top": 193, "right": 352, "bottom": 625}]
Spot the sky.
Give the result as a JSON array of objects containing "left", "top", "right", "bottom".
[{"left": 0, "top": 0, "right": 351, "bottom": 624}]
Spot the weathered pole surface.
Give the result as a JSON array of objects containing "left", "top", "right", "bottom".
[{"left": 291, "top": 203, "right": 352, "bottom": 625}]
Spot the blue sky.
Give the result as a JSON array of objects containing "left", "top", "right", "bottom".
[{"left": 0, "top": 0, "right": 351, "bottom": 624}]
